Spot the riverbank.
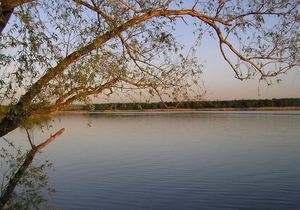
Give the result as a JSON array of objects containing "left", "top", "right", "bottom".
[{"left": 58, "top": 106, "right": 300, "bottom": 114}]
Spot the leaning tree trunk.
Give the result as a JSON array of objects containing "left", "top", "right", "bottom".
[
  {"left": 0, "top": 101, "right": 32, "bottom": 137},
  {"left": 0, "top": 115, "right": 25, "bottom": 138},
  {"left": 0, "top": 0, "right": 36, "bottom": 137}
]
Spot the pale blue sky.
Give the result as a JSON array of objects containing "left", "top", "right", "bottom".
[
  {"left": 173, "top": 17, "right": 300, "bottom": 100},
  {"left": 195, "top": 36, "right": 300, "bottom": 100},
  {"left": 4, "top": 1, "right": 299, "bottom": 103}
]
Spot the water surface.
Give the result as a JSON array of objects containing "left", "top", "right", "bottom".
[{"left": 5, "top": 111, "right": 300, "bottom": 209}]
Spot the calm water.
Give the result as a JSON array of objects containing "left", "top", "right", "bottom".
[{"left": 3, "top": 111, "right": 300, "bottom": 209}]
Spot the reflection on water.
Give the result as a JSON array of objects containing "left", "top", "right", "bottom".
[
  {"left": 0, "top": 129, "right": 64, "bottom": 209},
  {"left": 2, "top": 111, "right": 300, "bottom": 209}
]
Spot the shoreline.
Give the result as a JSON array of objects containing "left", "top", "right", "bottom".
[{"left": 58, "top": 106, "right": 300, "bottom": 114}]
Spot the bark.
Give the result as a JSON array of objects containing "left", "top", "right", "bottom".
[
  {"left": 0, "top": 128, "right": 65, "bottom": 209},
  {"left": 0, "top": 6, "right": 289, "bottom": 137},
  {"left": 0, "top": 0, "right": 33, "bottom": 33},
  {"left": 0, "top": 102, "right": 32, "bottom": 137},
  {"left": 0, "top": 6, "right": 13, "bottom": 34},
  {"left": 0, "top": 9, "right": 218, "bottom": 138}
]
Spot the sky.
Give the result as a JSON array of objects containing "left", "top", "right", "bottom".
[
  {"left": 98, "top": 27, "right": 300, "bottom": 103},
  {"left": 99, "top": 17, "right": 300, "bottom": 103},
  {"left": 172, "top": 17, "right": 300, "bottom": 101},
  {"left": 3, "top": 1, "right": 299, "bottom": 104},
  {"left": 195, "top": 36, "right": 300, "bottom": 100}
]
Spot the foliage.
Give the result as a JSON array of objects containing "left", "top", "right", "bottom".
[
  {"left": 0, "top": 0, "right": 299, "bottom": 136},
  {"left": 68, "top": 98, "right": 300, "bottom": 110}
]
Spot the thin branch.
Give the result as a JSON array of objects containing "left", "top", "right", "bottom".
[
  {"left": 1, "top": 6, "right": 297, "bottom": 136},
  {"left": 24, "top": 128, "right": 35, "bottom": 149},
  {"left": 118, "top": 34, "right": 164, "bottom": 83},
  {"left": 224, "top": 7, "right": 296, "bottom": 24},
  {"left": 215, "top": 0, "right": 225, "bottom": 17},
  {"left": 117, "top": 0, "right": 142, "bottom": 13},
  {"left": 33, "top": 78, "right": 120, "bottom": 114},
  {"left": 153, "top": 87, "right": 169, "bottom": 108},
  {"left": 73, "top": 0, "right": 114, "bottom": 23}
]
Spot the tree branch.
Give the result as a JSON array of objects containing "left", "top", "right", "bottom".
[{"left": 0, "top": 6, "right": 297, "bottom": 137}]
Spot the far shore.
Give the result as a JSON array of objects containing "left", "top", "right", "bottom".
[{"left": 58, "top": 106, "right": 300, "bottom": 114}]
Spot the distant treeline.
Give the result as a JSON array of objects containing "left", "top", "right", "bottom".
[{"left": 65, "top": 98, "right": 300, "bottom": 111}]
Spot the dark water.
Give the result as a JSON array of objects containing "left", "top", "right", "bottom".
[{"left": 4, "top": 111, "right": 300, "bottom": 209}]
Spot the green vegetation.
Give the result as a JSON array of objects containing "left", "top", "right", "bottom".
[
  {"left": 0, "top": 105, "right": 8, "bottom": 116},
  {"left": 1, "top": 1, "right": 299, "bottom": 137},
  {"left": 0, "top": 106, "right": 52, "bottom": 128},
  {"left": 62, "top": 98, "right": 300, "bottom": 111}
]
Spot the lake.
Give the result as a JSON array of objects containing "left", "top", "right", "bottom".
[{"left": 2, "top": 111, "right": 300, "bottom": 209}]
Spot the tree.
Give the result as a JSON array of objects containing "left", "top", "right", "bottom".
[{"left": 0, "top": 0, "right": 299, "bottom": 137}]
